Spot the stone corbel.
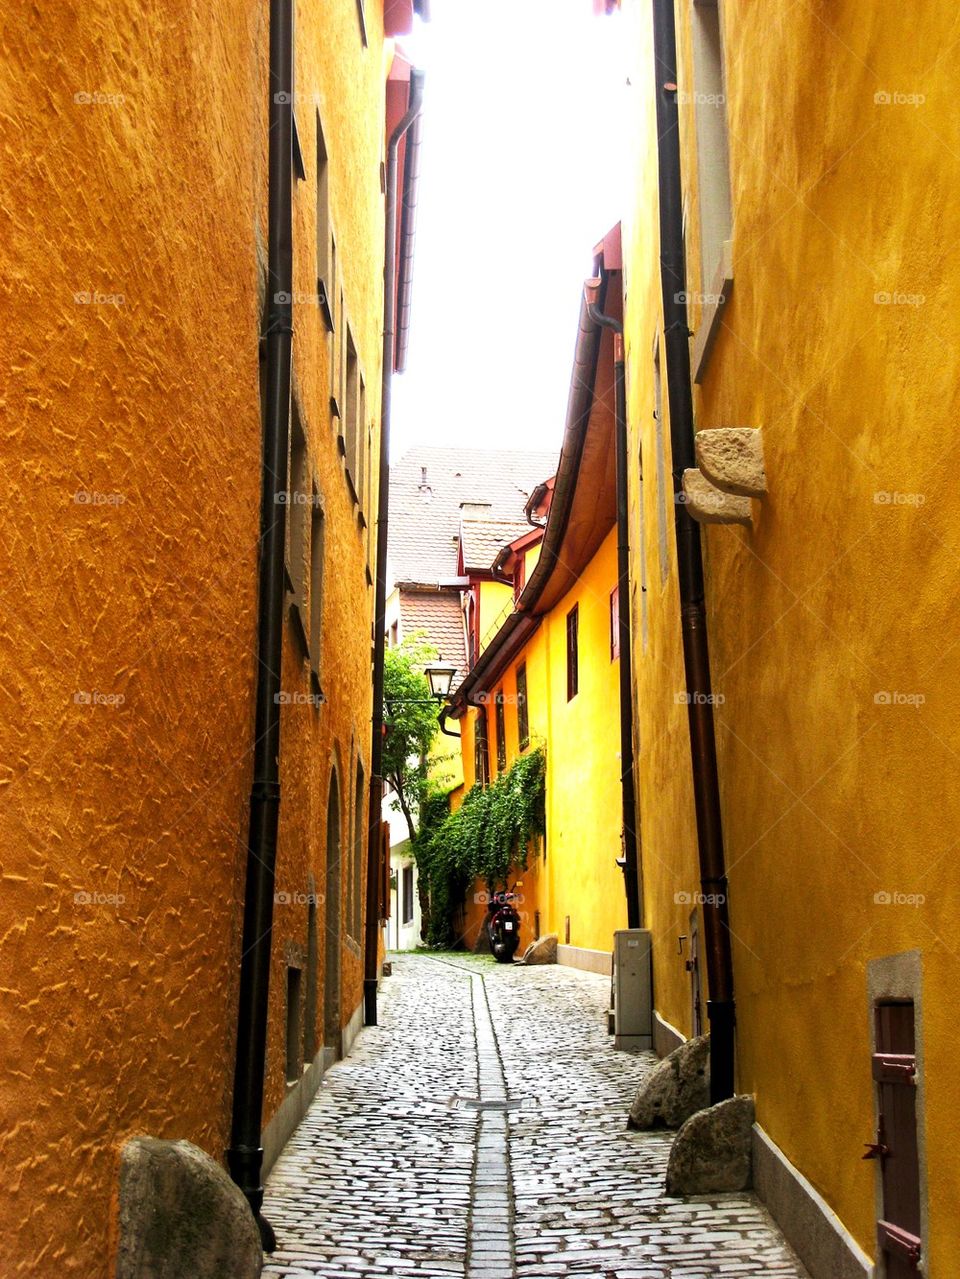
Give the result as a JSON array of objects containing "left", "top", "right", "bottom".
[
  {"left": 694, "top": 427, "right": 766, "bottom": 497},
  {"left": 681, "top": 469, "right": 753, "bottom": 526}
]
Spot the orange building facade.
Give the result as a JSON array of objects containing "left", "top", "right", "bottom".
[{"left": 0, "top": 1, "right": 423, "bottom": 1273}]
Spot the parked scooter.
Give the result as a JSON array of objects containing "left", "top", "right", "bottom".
[{"left": 485, "top": 882, "right": 523, "bottom": 963}]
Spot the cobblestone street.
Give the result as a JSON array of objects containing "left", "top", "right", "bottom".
[{"left": 263, "top": 955, "right": 808, "bottom": 1279}]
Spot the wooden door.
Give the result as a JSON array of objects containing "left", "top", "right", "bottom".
[{"left": 872, "top": 1000, "right": 921, "bottom": 1275}]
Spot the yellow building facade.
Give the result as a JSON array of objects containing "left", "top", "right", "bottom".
[
  {"left": 450, "top": 267, "right": 631, "bottom": 967},
  {"left": 0, "top": 1, "right": 422, "bottom": 1272},
  {"left": 615, "top": 0, "right": 960, "bottom": 1273}
]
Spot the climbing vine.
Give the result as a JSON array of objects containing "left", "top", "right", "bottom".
[{"left": 414, "top": 747, "right": 546, "bottom": 947}]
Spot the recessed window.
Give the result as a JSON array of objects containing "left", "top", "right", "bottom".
[
  {"left": 401, "top": 864, "right": 414, "bottom": 925},
  {"left": 285, "top": 966, "right": 302, "bottom": 1083},
  {"left": 474, "top": 708, "right": 490, "bottom": 787},
  {"left": 287, "top": 405, "right": 310, "bottom": 654},
  {"left": 316, "top": 114, "right": 333, "bottom": 329},
  {"left": 495, "top": 692, "right": 506, "bottom": 772},
  {"left": 310, "top": 494, "right": 325, "bottom": 684},
  {"left": 610, "top": 586, "right": 620, "bottom": 661},
  {"left": 517, "top": 664, "right": 529, "bottom": 751},
  {"left": 353, "top": 762, "right": 364, "bottom": 939},
  {"left": 566, "top": 605, "right": 579, "bottom": 701},
  {"left": 692, "top": 0, "right": 733, "bottom": 289},
  {"left": 355, "top": 0, "right": 368, "bottom": 45},
  {"left": 654, "top": 340, "right": 669, "bottom": 585}
]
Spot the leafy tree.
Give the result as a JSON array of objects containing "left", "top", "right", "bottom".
[{"left": 382, "top": 633, "right": 441, "bottom": 844}]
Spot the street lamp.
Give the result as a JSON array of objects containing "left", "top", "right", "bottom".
[{"left": 424, "top": 658, "right": 456, "bottom": 702}]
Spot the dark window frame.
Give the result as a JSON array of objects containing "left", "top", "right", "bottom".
[
  {"left": 474, "top": 707, "right": 490, "bottom": 787},
  {"left": 516, "top": 664, "right": 529, "bottom": 751},
  {"left": 566, "top": 604, "right": 579, "bottom": 701},
  {"left": 401, "top": 864, "right": 414, "bottom": 925}
]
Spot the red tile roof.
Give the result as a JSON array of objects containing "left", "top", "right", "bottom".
[{"left": 398, "top": 589, "right": 468, "bottom": 684}]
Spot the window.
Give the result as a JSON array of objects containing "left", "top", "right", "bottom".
[
  {"left": 692, "top": 0, "right": 732, "bottom": 290},
  {"left": 566, "top": 605, "right": 579, "bottom": 701},
  {"left": 353, "top": 762, "right": 364, "bottom": 938},
  {"left": 474, "top": 707, "right": 490, "bottom": 787},
  {"left": 610, "top": 586, "right": 620, "bottom": 661},
  {"left": 401, "top": 864, "right": 414, "bottom": 925},
  {"left": 357, "top": 375, "right": 367, "bottom": 509},
  {"left": 516, "top": 664, "right": 529, "bottom": 751},
  {"left": 495, "top": 692, "right": 506, "bottom": 772},
  {"left": 310, "top": 493, "right": 325, "bottom": 683},
  {"left": 316, "top": 114, "right": 333, "bottom": 329},
  {"left": 355, "top": 0, "right": 368, "bottom": 46},
  {"left": 513, "top": 555, "right": 526, "bottom": 603},
  {"left": 654, "top": 341, "right": 669, "bottom": 584},
  {"left": 344, "top": 329, "right": 359, "bottom": 497},
  {"left": 637, "top": 440, "right": 649, "bottom": 651},
  {"left": 389, "top": 620, "right": 399, "bottom": 648},
  {"left": 287, "top": 405, "right": 310, "bottom": 653},
  {"left": 285, "top": 966, "right": 302, "bottom": 1083}
]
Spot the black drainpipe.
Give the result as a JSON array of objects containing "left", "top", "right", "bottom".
[
  {"left": 365, "top": 71, "right": 426, "bottom": 1027},
  {"left": 651, "top": 0, "right": 735, "bottom": 1102},
  {"left": 585, "top": 289, "right": 641, "bottom": 930},
  {"left": 226, "top": 0, "right": 292, "bottom": 1250}
]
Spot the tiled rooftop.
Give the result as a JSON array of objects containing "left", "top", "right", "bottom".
[
  {"left": 398, "top": 589, "right": 468, "bottom": 684},
  {"left": 459, "top": 516, "right": 534, "bottom": 574},
  {"left": 389, "top": 445, "right": 557, "bottom": 586}
]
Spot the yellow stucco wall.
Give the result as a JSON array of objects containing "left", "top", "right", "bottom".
[
  {"left": 621, "top": 0, "right": 960, "bottom": 1268},
  {"left": 0, "top": 2, "right": 388, "bottom": 1272},
  {"left": 477, "top": 579, "right": 515, "bottom": 654},
  {"left": 459, "top": 528, "right": 627, "bottom": 956}
]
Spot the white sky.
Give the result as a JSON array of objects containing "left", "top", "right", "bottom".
[{"left": 392, "top": 0, "right": 629, "bottom": 460}]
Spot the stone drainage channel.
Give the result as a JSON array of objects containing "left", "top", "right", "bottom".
[{"left": 444, "top": 958, "right": 520, "bottom": 1279}]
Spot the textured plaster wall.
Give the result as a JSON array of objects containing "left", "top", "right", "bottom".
[
  {"left": 622, "top": 0, "right": 960, "bottom": 1268},
  {"left": 0, "top": 1, "right": 387, "bottom": 1274}
]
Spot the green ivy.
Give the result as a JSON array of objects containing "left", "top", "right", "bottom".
[{"left": 414, "top": 747, "right": 546, "bottom": 947}]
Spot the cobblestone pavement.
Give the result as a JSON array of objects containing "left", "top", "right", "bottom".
[{"left": 262, "top": 954, "right": 808, "bottom": 1279}]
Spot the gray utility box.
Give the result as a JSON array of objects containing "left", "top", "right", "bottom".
[{"left": 613, "top": 929, "right": 653, "bottom": 1051}]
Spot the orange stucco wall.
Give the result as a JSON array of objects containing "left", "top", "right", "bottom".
[{"left": 0, "top": 2, "right": 389, "bottom": 1273}]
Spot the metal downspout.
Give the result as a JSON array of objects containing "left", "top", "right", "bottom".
[
  {"left": 365, "top": 71, "right": 426, "bottom": 1027},
  {"left": 651, "top": 0, "right": 736, "bottom": 1101},
  {"left": 226, "top": 0, "right": 293, "bottom": 1249},
  {"left": 585, "top": 290, "right": 641, "bottom": 929}
]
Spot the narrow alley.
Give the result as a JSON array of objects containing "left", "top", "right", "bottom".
[{"left": 262, "top": 956, "right": 806, "bottom": 1279}]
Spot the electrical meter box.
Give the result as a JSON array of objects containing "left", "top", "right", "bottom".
[{"left": 613, "top": 928, "right": 653, "bottom": 1051}]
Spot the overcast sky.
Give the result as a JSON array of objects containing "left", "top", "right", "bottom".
[{"left": 392, "top": 0, "right": 629, "bottom": 461}]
